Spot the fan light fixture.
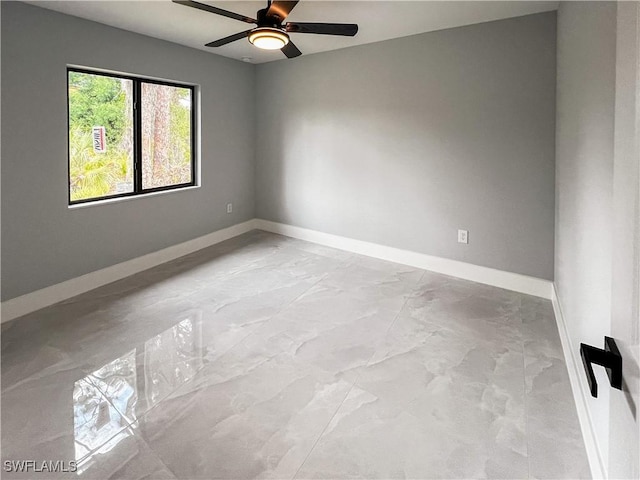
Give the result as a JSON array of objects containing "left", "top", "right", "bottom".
[
  {"left": 172, "top": 0, "right": 359, "bottom": 59},
  {"left": 248, "top": 27, "right": 290, "bottom": 50}
]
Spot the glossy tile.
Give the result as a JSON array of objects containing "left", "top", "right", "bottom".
[
  {"left": 297, "top": 274, "right": 528, "bottom": 479},
  {"left": 130, "top": 348, "right": 353, "bottom": 480},
  {"left": 75, "top": 431, "right": 177, "bottom": 480},
  {"left": 521, "top": 297, "right": 591, "bottom": 479},
  {"left": 1, "top": 365, "right": 146, "bottom": 479},
  {"left": 3, "top": 428, "right": 176, "bottom": 480},
  {"left": 525, "top": 354, "right": 591, "bottom": 480},
  {"left": 85, "top": 316, "right": 208, "bottom": 422},
  {"left": 239, "top": 284, "right": 402, "bottom": 383},
  {"left": 295, "top": 382, "right": 527, "bottom": 479},
  {"left": 1, "top": 231, "right": 590, "bottom": 479}
]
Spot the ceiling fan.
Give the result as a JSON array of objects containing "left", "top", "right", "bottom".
[{"left": 172, "top": 0, "right": 359, "bottom": 58}]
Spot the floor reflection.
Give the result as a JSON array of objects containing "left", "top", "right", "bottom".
[
  {"left": 73, "top": 315, "right": 203, "bottom": 475},
  {"left": 144, "top": 317, "right": 202, "bottom": 409},
  {"left": 73, "top": 379, "right": 131, "bottom": 473}
]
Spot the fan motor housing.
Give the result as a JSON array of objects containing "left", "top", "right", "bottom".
[
  {"left": 256, "top": 8, "right": 283, "bottom": 28},
  {"left": 172, "top": 0, "right": 358, "bottom": 59}
]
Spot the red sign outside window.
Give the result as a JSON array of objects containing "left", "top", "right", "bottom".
[{"left": 92, "top": 126, "right": 106, "bottom": 153}]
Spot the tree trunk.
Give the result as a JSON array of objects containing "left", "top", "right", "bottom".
[{"left": 120, "top": 79, "right": 134, "bottom": 183}]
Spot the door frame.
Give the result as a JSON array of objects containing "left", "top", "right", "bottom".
[{"left": 608, "top": 1, "right": 640, "bottom": 478}]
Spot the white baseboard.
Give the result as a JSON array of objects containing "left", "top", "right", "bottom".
[
  {"left": 1, "top": 219, "right": 257, "bottom": 323},
  {"left": 254, "top": 219, "right": 552, "bottom": 299},
  {"left": 551, "top": 285, "right": 607, "bottom": 479},
  {"left": 1, "top": 217, "right": 552, "bottom": 322}
]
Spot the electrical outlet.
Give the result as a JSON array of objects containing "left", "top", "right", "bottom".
[
  {"left": 226, "top": 203, "right": 233, "bottom": 214},
  {"left": 458, "top": 229, "right": 468, "bottom": 244}
]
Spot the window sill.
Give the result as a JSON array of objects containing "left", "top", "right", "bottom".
[{"left": 68, "top": 185, "right": 201, "bottom": 210}]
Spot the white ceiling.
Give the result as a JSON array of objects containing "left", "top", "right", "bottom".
[{"left": 27, "top": 0, "right": 558, "bottom": 64}]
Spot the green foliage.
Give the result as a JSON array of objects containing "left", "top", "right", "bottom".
[
  {"left": 69, "top": 127, "right": 131, "bottom": 202},
  {"left": 68, "top": 71, "right": 132, "bottom": 201},
  {"left": 68, "top": 72, "right": 128, "bottom": 145},
  {"left": 143, "top": 86, "right": 193, "bottom": 188},
  {"left": 170, "top": 89, "right": 192, "bottom": 164},
  {"left": 68, "top": 71, "right": 194, "bottom": 200}
]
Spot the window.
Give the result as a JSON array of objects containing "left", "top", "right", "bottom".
[{"left": 68, "top": 68, "right": 196, "bottom": 204}]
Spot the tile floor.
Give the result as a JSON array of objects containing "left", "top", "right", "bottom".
[{"left": 1, "top": 231, "right": 590, "bottom": 479}]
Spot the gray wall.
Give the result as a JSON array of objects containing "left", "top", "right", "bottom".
[
  {"left": 555, "top": 1, "right": 617, "bottom": 472},
  {"left": 1, "top": 2, "right": 256, "bottom": 300},
  {"left": 255, "top": 12, "right": 557, "bottom": 280},
  {"left": 2, "top": 4, "right": 559, "bottom": 301}
]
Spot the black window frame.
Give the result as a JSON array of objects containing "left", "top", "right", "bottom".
[{"left": 67, "top": 67, "right": 197, "bottom": 205}]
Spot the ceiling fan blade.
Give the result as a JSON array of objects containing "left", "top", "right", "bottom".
[
  {"left": 286, "top": 22, "right": 358, "bottom": 36},
  {"left": 205, "top": 30, "right": 252, "bottom": 47},
  {"left": 172, "top": 0, "right": 256, "bottom": 24},
  {"left": 266, "top": 1, "right": 299, "bottom": 22},
  {"left": 281, "top": 41, "right": 302, "bottom": 58}
]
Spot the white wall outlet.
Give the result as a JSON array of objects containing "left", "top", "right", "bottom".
[
  {"left": 458, "top": 229, "right": 468, "bottom": 244},
  {"left": 226, "top": 203, "right": 233, "bottom": 214}
]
